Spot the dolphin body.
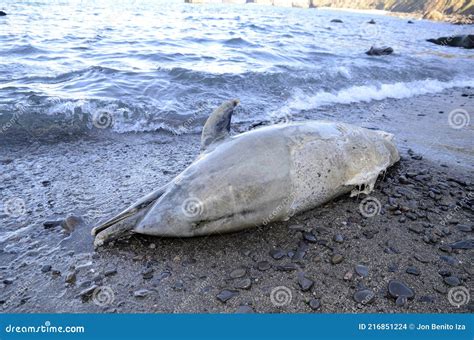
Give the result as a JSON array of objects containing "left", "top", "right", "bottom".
[{"left": 92, "top": 100, "right": 399, "bottom": 247}]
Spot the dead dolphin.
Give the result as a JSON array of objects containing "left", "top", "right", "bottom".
[{"left": 92, "top": 100, "right": 399, "bottom": 247}]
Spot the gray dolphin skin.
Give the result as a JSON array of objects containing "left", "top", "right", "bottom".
[{"left": 92, "top": 100, "right": 399, "bottom": 247}]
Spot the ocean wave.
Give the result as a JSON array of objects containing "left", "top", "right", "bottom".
[{"left": 277, "top": 78, "right": 474, "bottom": 115}]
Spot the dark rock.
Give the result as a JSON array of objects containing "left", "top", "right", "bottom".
[
  {"left": 0, "top": 11, "right": 6, "bottom": 16},
  {"left": 426, "top": 35, "right": 474, "bottom": 49},
  {"left": 368, "top": 19, "right": 376, "bottom": 24},
  {"left": 408, "top": 20, "right": 414, "bottom": 24},
  {"left": 293, "top": 241, "right": 309, "bottom": 261},
  {"left": 65, "top": 271, "right": 76, "bottom": 284},
  {"left": 353, "top": 289, "right": 375, "bottom": 304},
  {"left": 216, "top": 289, "right": 239, "bottom": 303},
  {"left": 457, "top": 224, "right": 472, "bottom": 232},
  {"left": 438, "top": 269, "right": 452, "bottom": 277},
  {"left": 142, "top": 268, "right": 154, "bottom": 280},
  {"left": 303, "top": 232, "right": 317, "bottom": 243},
  {"left": 443, "top": 276, "right": 460, "bottom": 286},
  {"left": 330, "top": 19, "right": 343, "bottom": 23},
  {"left": 41, "top": 264, "right": 52, "bottom": 273},
  {"left": 331, "top": 254, "right": 344, "bottom": 264},
  {"left": 257, "top": 261, "right": 271, "bottom": 271},
  {"left": 355, "top": 264, "right": 369, "bottom": 277},
  {"left": 104, "top": 267, "right": 117, "bottom": 277},
  {"left": 388, "top": 280, "right": 415, "bottom": 299},
  {"left": 308, "top": 298, "right": 321, "bottom": 310},
  {"left": 43, "top": 220, "right": 63, "bottom": 229},
  {"left": 235, "top": 305, "right": 254, "bottom": 313},
  {"left": 414, "top": 254, "right": 430, "bottom": 263},
  {"left": 234, "top": 278, "right": 252, "bottom": 290},
  {"left": 440, "top": 255, "right": 459, "bottom": 266},
  {"left": 297, "top": 273, "right": 314, "bottom": 292},
  {"left": 333, "top": 234, "right": 344, "bottom": 243},
  {"left": 78, "top": 285, "right": 98, "bottom": 300},
  {"left": 366, "top": 46, "right": 393, "bottom": 56},
  {"left": 270, "top": 249, "right": 286, "bottom": 260},
  {"left": 230, "top": 268, "right": 246, "bottom": 279},
  {"left": 419, "top": 295, "right": 435, "bottom": 303},
  {"left": 3, "top": 278, "right": 14, "bottom": 285},
  {"left": 449, "top": 239, "right": 474, "bottom": 250},
  {"left": 406, "top": 266, "right": 420, "bottom": 276}
]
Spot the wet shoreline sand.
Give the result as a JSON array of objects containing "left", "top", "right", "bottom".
[{"left": 0, "top": 87, "right": 472, "bottom": 313}]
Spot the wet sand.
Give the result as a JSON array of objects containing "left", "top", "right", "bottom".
[{"left": 0, "top": 87, "right": 472, "bottom": 313}]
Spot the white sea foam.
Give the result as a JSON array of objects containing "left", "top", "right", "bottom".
[{"left": 277, "top": 78, "right": 474, "bottom": 116}]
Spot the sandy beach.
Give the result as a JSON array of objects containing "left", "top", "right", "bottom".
[{"left": 1, "top": 87, "right": 472, "bottom": 313}]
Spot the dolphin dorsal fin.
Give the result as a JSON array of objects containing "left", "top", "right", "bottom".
[{"left": 201, "top": 99, "right": 239, "bottom": 151}]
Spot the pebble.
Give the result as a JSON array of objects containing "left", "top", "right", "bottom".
[
  {"left": 234, "top": 278, "right": 252, "bottom": 290},
  {"left": 297, "top": 273, "right": 314, "bottom": 292},
  {"left": 230, "top": 268, "right": 246, "bottom": 279},
  {"left": 443, "top": 276, "right": 460, "bottom": 286},
  {"left": 343, "top": 271, "right": 353, "bottom": 281},
  {"left": 353, "top": 289, "right": 375, "bottom": 304},
  {"left": 216, "top": 290, "right": 239, "bottom": 303},
  {"left": 303, "top": 232, "right": 317, "bottom": 243},
  {"left": 269, "top": 249, "right": 286, "bottom": 260},
  {"left": 104, "top": 267, "right": 117, "bottom": 277},
  {"left": 388, "top": 280, "right": 414, "bottom": 299},
  {"left": 333, "top": 234, "right": 344, "bottom": 243},
  {"left": 43, "top": 220, "right": 63, "bottom": 229},
  {"left": 331, "top": 254, "right": 344, "bottom": 264},
  {"left": 133, "top": 289, "right": 150, "bottom": 298},
  {"left": 440, "top": 255, "right": 459, "bottom": 266},
  {"left": 78, "top": 285, "right": 98, "bottom": 299},
  {"left": 61, "top": 215, "right": 84, "bottom": 233},
  {"left": 3, "top": 278, "right": 14, "bottom": 285},
  {"left": 142, "top": 268, "right": 154, "bottom": 280},
  {"left": 438, "top": 269, "right": 452, "bottom": 277},
  {"left": 449, "top": 240, "right": 474, "bottom": 250},
  {"left": 308, "top": 298, "right": 321, "bottom": 310},
  {"left": 235, "top": 305, "right": 254, "bottom": 313},
  {"left": 355, "top": 265, "right": 369, "bottom": 277},
  {"left": 257, "top": 261, "right": 271, "bottom": 271},
  {"left": 41, "top": 265, "right": 52, "bottom": 273},
  {"left": 414, "top": 254, "right": 430, "bottom": 263},
  {"left": 406, "top": 266, "right": 420, "bottom": 276},
  {"left": 65, "top": 271, "right": 76, "bottom": 284}
]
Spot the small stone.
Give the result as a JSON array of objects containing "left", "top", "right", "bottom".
[
  {"left": 353, "top": 289, "right": 375, "bottom": 304},
  {"left": 78, "top": 285, "right": 98, "bottom": 300},
  {"left": 355, "top": 265, "right": 369, "bottom": 277},
  {"left": 43, "top": 220, "right": 63, "bottom": 229},
  {"left": 457, "top": 224, "right": 472, "bottom": 232},
  {"left": 61, "top": 215, "right": 85, "bottom": 233},
  {"left": 104, "top": 267, "right": 117, "bottom": 277},
  {"left": 234, "top": 278, "right": 252, "bottom": 290},
  {"left": 257, "top": 261, "right": 271, "bottom": 271},
  {"left": 333, "top": 234, "right": 344, "bottom": 243},
  {"left": 438, "top": 269, "right": 452, "bottom": 277},
  {"left": 406, "top": 266, "right": 420, "bottom": 276},
  {"left": 65, "top": 271, "right": 76, "bottom": 284},
  {"left": 449, "top": 240, "right": 474, "bottom": 250},
  {"left": 149, "top": 243, "right": 156, "bottom": 249},
  {"left": 419, "top": 295, "right": 435, "bottom": 303},
  {"left": 343, "top": 271, "right": 353, "bottom": 281},
  {"left": 440, "top": 255, "right": 459, "bottom": 266},
  {"left": 142, "top": 268, "right": 154, "bottom": 280},
  {"left": 133, "top": 289, "right": 150, "bottom": 298},
  {"left": 216, "top": 290, "right": 239, "bottom": 303},
  {"left": 395, "top": 296, "right": 407, "bottom": 307},
  {"left": 230, "top": 268, "right": 246, "bottom": 279},
  {"left": 439, "top": 245, "right": 452, "bottom": 253},
  {"left": 41, "top": 265, "right": 52, "bottom": 273},
  {"left": 308, "top": 298, "right": 321, "bottom": 310},
  {"left": 388, "top": 280, "right": 415, "bottom": 299},
  {"left": 303, "top": 232, "right": 317, "bottom": 243},
  {"left": 443, "top": 276, "right": 460, "bottom": 287},
  {"left": 331, "top": 254, "right": 344, "bottom": 264},
  {"left": 297, "top": 273, "right": 314, "bottom": 292},
  {"left": 3, "top": 278, "right": 14, "bottom": 285},
  {"left": 269, "top": 249, "right": 286, "bottom": 260},
  {"left": 414, "top": 254, "right": 430, "bottom": 263},
  {"left": 235, "top": 305, "right": 254, "bottom": 313}
]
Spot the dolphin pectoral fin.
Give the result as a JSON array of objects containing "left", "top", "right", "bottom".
[{"left": 201, "top": 99, "right": 240, "bottom": 151}]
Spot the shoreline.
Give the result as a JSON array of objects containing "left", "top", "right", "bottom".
[{"left": 0, "top": 87, "right": 472, "bottom": 313}]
